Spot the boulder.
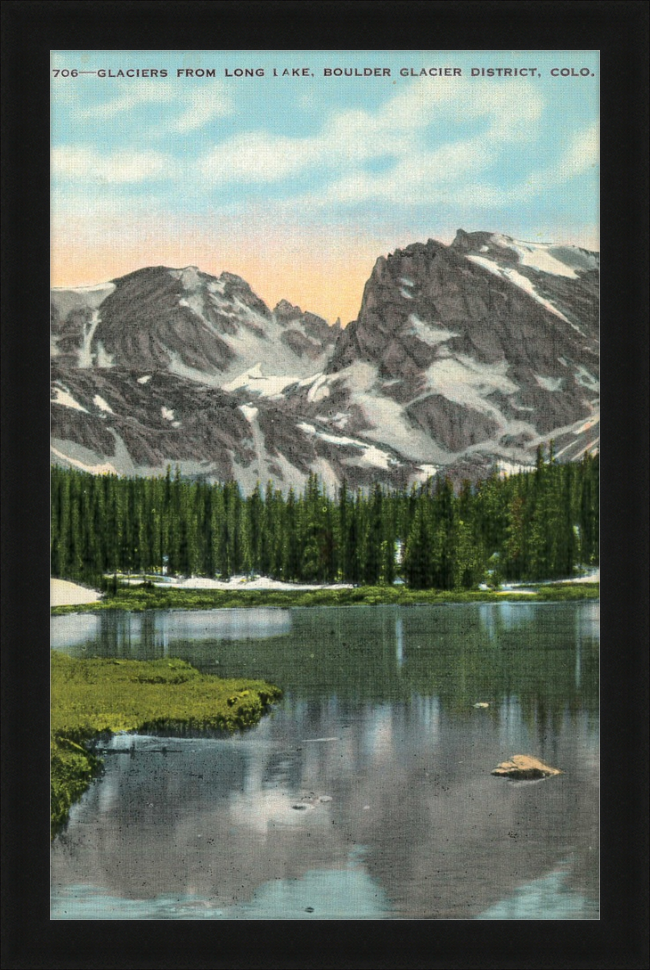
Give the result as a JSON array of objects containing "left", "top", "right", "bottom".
[{"left": 491, "top": 755, "right": 562, "bottom": 780}]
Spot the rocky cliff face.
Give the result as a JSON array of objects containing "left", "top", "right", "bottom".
[
  {"left": 51, "top": 233, "right": 599, "bottom": 489},
  {"left": 320, "top": 231, "right": 599, "bottom": 475},
  {"left": 51, "top": 266, "right": 336, "bottom": 381}
]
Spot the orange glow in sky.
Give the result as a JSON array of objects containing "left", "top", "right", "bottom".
[{"left": 50, "top": 220, "right": 392, "bottom": 325}]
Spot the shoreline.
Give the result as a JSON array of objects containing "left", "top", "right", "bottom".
[
  {"left": 51, "top": 653, "right": 281, "bottom": 839},
  {"left": 51, "top": 578, "right": 103, "bottom": 607},
  {"left": 51, "top": 579, "right": 600, "bottom": 615}
]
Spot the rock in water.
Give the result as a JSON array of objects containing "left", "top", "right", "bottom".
[{"left": 491, "top": 755, "right": 562, "bottom": 779}]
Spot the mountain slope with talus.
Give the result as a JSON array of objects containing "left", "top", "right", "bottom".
[
  {"left": 313, "top": 230, "right": 599, "bottom": 478},
  {"left": 51, "top": 265, "right": 339, "bottom": 380},
  {"left": 51, "top": 232, "right": 599, "bottom": 489}
]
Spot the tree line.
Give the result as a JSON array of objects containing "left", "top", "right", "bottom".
[{"left": 51, "top": 447, "right": 598, "bottom": 590}]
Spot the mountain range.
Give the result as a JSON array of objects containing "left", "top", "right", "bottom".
[{"left": 51, "top": 230, "right": 599, "bottom": 490}]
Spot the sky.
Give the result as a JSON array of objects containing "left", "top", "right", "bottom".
[{"left": 51, "top": 50, "right": 599, "bottom": 325}]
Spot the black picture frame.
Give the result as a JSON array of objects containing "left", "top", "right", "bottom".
[{"left": 2, "top": 2, "right": 648, "bottom": 967}]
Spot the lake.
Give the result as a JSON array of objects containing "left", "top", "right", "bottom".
[{"left": 51, "top": 601, "right": 599, "bottom": 919}]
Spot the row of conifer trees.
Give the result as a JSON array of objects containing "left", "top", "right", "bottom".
[{"left": 51, "top": 447, "right": 598, "bottom": 590}]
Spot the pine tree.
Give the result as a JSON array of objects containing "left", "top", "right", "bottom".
[
  {"left": 404, "top": 502, "right": 433, "bottom": 589},
  {"left": 363, "top": 483, "right": 383, "bottom": 585}
]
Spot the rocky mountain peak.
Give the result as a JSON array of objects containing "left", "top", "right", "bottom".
[
  {"left": 450, "top": 228, "right": 494, "bottom": 252},
  {"left": 273, "top": 299, "right": 306, "bottom": 324},
  {"left": 51, "top": 232, "right": 600, "bottom": 491}
]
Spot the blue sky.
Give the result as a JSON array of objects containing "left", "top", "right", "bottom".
[{"left": 51, "top": 50, "right": 599, "bottom": 323}]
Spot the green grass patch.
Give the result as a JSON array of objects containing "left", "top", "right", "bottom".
[
  {"left": 51, "top": 652, "right": 281, "bottom": 839},
  {"left": 51, "top": 581, "right": 600, "bottom": 616}
]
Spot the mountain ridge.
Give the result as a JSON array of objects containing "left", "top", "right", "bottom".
[{"left": 51, "top": 231, "right": 599, "bottom": 490}]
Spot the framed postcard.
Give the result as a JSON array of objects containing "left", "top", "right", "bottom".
[
  {"left": 48, "top": 43, "right": 604, "bottom": 920},
  {"left": 2, "top": 0, "right": 648, "bottom": 966}
]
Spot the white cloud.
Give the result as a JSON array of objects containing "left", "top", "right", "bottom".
[
  {"left": 52, "top": 146, "right": 179, "bottom": 183},
  {"left": 77, "top": 80, "right": 179, "bottom": 118},
  {"left": 52, "top": 77, "right": 597, "bottom": 212},
  {"left": 195, "top": 77, "right": 545, "bottom": 205},
  {"left": 198, "top": 131, "right": 323, "bottom": 182},
  {"left": 76, "top": 80, "right": 233, "bottom": 133},
  {"left": 555, "top": 121, "right": 600, "bottom": 181},
  {"left": 169, "top": 88, "right": 233, "bottom": 133},
  {"left": 514, "top": 121, "right": 600, "bottom": 200}
]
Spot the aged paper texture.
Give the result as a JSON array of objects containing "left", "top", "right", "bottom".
[{"left": 50, "top": 50, "right": 600, "bottom": 920}]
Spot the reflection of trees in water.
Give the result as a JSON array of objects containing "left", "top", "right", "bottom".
[
  {"left": 52, "top": 685, "right": 598, "bottom": 917},
  {"left": 51, "top": 602, "right": 599, "bottom": 916},
  {"left": 52, "top": 603, "right": 599, "bottom": 727}
]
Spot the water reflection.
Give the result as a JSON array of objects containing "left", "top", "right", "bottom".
[
  {"left": 52, "top": 602, "right": 599, "bottom": 720},
  {"left": 475, "top": 863, "right": 597, "bottom": 920},
  {"left": 395, "top": 617, "right": 404, "bottom": 666},
  {"left": 51, "top": 613, "right": 99, "bottom": 649},
  {"left": 52, "top": 608, "right": 292, "bottom": 656},
  {"left": 52, "top": 859, "right": 392, "bottom": 920},
  {"left": 51, "top": 602, "right": 599, "bottom": 920}
]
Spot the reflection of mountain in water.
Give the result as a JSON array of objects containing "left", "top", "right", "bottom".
[
  {"left": 52, "top": 675, "right": 598, "bottom": 919},
  {"left": 51, "top": 602, "right": 599, "bottom": 918}
]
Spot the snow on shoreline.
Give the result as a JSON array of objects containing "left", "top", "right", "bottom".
[
  {"left": 505, "top": 568, "right": 600, "bottom": 588},
  {"left": 51, "top": 578, "right": 102, "bottom": 606},
  {"left": 51, "top": 569, "right": 598, "bottom": 607},
  {"left": 153, "top": 576, "right": 356, "bottom": 592}
]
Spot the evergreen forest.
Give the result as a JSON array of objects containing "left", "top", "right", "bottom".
[{"left": 51, "top": 447, "right": 598, "bottom": 590}]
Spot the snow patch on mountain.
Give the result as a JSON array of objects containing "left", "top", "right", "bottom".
[
  {"left": 358, "top": 444, "right": 394, "bottom": 470},
  {"left": 405, "top": 315, "right": 458, "bottom": 347},
  {"left": 224, "top": 364, "right": 302, "bottom": 397},
  {"left": 297, "top": 422, "right": 397, "bottom": 471},
  {"left": 534, "top": 375, "right": 563, "bottom": 392},
  {"left": 307, "top": 373, "right": 331, "bottom": 403},
  {"left": 574, "top": 416, "right": 599, "bottom": 435},
  {"left": 497, "top": 460, "right": 534, "bottom": 477},
  {"left": 239, "top": 405, "right": 259, "bottom": 423},
  {"left": 94, "top": 343, "right": 114, "bottom": 368},
  {"left": 52, "top": 388, "right": 88, "bottom": 412},
  {"left": 349, "top": 384, "right": 447, "bottom": 463},
  {"left": 223, "top": 315, "right": 321, "bottom": 379},
  {"left": 327, "top": 412, "right": 350, "bottom": 430},
  {"left": 178, "top": 293, "right": 205, "bottom": 318},
  {"left": 555, "top": 436, "right": 599, "bottom": 461},
  {"left": 176, "top": 266, "right": 202, "bottom": 289},
  {"left": 207, "top": 278, "right": 227, "bottom": 295},
  {"left": 414, "top": 463, "right": 438, "bottom": 481},
  {"left": 425, "top": 356, "right": 517, "bottom": 414},
  {"left": 489, "top": 234, "right": 594, "bottom": 279},
  {"left": 466, "top": 255, "right": 573, "bottom": 326},
  {"left": 93, "top": 394, "right": 113, "bottom": 413},
  {"left": 78, "top": 310, "right": 102, "bottom": 368},
  {"left": 51, "top": 444, "right": 117, "bottom": 475},
  {"left": 574, "top": 365, "right": 599, "bottom": 390}
]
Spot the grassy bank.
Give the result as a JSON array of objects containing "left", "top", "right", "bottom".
[
  {"left": 51, "top": 581, "right": 600, "bottom": 616},
  {"left": 51, "top": 652, "right": 281, "bottom": 839}
]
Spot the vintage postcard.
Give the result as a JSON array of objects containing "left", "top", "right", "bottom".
[{"left": 50, "top": 49, "right": 600, "bottom": 920}]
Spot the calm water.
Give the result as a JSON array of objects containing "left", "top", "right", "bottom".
[{"left": 51, "top": 602, "right": 599, "bottom": 920}]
